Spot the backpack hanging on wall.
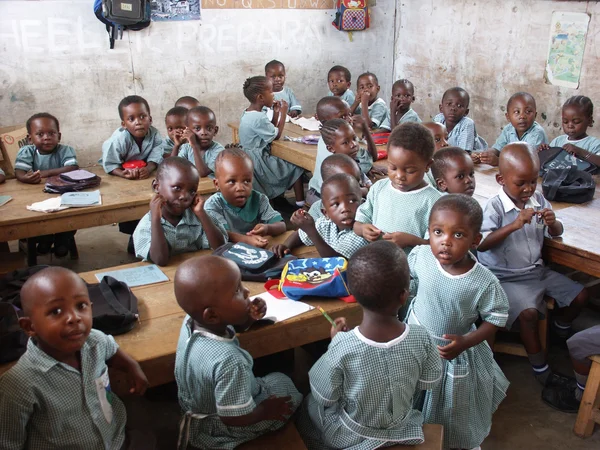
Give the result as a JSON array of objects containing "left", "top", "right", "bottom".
[
  {"left": 332, "top": 0, "right": 370, "bottom": 31},
  {"left": 94, "top": 0, "right": 151, "bottom": 49}
]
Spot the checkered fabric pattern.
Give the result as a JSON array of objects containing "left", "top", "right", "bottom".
[{"left": 298, "top": 216, "right": 368, "bottom": 258}]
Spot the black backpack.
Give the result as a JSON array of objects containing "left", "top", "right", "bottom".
[
  {"left": 94, "top": 0, "right": 151, "bottom": 49},
  {"left": 542, "top": 167, "right": 596, "bottom": 204},
  {"left": 538, "top": 146, "right": 598, "bottom": 175},
  {"left": 87, "top": 276, "right": 139, "bottom": 335}
]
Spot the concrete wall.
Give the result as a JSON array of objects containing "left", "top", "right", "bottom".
[
  {"left": 394, "top": 0, "right": 600, "bottom": 146},
  {"left": 1, "top": 0, "right": 396, "bottom": 164}
]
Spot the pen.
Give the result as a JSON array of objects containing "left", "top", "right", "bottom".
[{"left": 317, "top": 306, "right": 335, "bottom": 326}]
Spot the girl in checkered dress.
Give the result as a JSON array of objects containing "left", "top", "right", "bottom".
[{"left": 406, "top": 195, "right": 510, "bottom": 450}]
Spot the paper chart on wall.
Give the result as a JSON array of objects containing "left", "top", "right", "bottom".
[
  {"left": 151, "top": 0, "right": 201, "bottom": 21},
  {"left": 544, "top": 11, "right": 590, "bottom": 89}
]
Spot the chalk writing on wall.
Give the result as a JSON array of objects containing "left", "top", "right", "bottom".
[{"left": 202, "top": 0, "right": 335, "bottom": 9}]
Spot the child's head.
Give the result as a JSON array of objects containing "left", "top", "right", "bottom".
[
  {"left": 386, "top": 123, "right": 435, "bottom": 192},
  {"left": 186, "top": 106, "right": 219, "bottom": 150},
  {"left": 26, "top": 113, "right": 61, "bottom": 154},
  {"left": 562, "top": 95, "right": 594, "bottom": 140},
  {"left": 429, "top": 194, "right": 483, "bottom": 265},
  {"left": 505, "top": 92, "right": 537, "bottom": 136},
  {"left": 118, "top": 95, "right": 152, "bottom": 140},
  {"left": 321, "top": 173, "right": 362, "bottom": 230},
  {"left": 315, "top": 96, "right": 352, "bottom": 123},
  {"left": 165, "top": 106, "right": 188, "bottom": 142},
  {"left": 19, "top": 267, "right": 92, "bottom": 360},
  {"left": 214, "top": 148, "right": 254, "bottom": 208},
  {"left": 497, "top": 142, "right": 539, "bottom": 208},
  {"left": 422, "top": 122, "right": 449, "bottom": 153},
  {"left": 392, "top": 79, "right": 415, "bottom": 114},
  {"left": 321, "top": 153, "right": 362, "bottom": 184},
  {"left": 431, "top": 147, "right": 475, "bottom": 196},
  {"left": 175, "top": 96, "right": 201, "bottom": 110},
  {"left": 357, "top": 72, "right": 380, "bottom": 104},
  {"left": 153, "top": 157, "right": 200, "bottom": 217},
  {"left": 439, "top": 87, "right": 470, "bottom": 124},
  {"left": 327, "top": 65, "right": 352, "bottom": 97},
  {"left": 320, "top": 119, "right": 359, "bottom": 159},
  {"left": 175, "top": 255, "right": 251, "bottom": 328},
  {"left": 243, "top": 76, "right": 274, "bottom": 108},
  {"left": 265, "top": 59, "right": 286, "bottom": 93},
  {"left": 347, "top": 241, "right": 410, "bottom": 313}
]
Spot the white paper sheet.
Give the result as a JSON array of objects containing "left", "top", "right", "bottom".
[
  {"left": 290, "top": 116, "right": 322, "bottom": 131},
  {"left": 251, "top": 291, "right": 314, "bottom": 323}
]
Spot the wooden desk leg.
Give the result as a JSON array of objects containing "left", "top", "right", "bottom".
[
  {"left": 574, "top": 358, "right": 600, "bottom": 438},
  {"left": 27, "top": 238, "right": 37, "bottom": 267}
]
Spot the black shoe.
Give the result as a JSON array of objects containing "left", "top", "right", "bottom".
[
  {"left": 127, "top": 236, "right": 135, "bottom": 255},
  {"left": 53, "top": 234, "right": 70, "bottom": 258},
  {"left": 37, "top": 241, "right": 52, "bottom": 255},
  {"left": 542, "top": 385, "right": 580, "bottom": 413},
  {"left": 545, "top": 372, "right": 577, "bottom": 389}
]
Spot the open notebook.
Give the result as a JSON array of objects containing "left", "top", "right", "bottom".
[{"left": 251, "top": 291, "right": 314, "bottom": 323}]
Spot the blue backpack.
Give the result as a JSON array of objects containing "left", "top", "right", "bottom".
[{"left": 94, "top": 0, "right": 151, "bottom": 49}]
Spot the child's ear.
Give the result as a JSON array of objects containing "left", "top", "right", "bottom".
[
  {"left": 436, "top": 177, "right": 448, "bottom": 192},
  {"left": 213, "top": 178, "right": 219, "bottom": 191},
  {"left": 214, "top": 125, "right": 219, "bottom": 136},
  {"left": 121, "top": 119, "right": 126, "bottom": 129},
  {"left": 376, "top": 85, "right": 380, "bottom": 94},
  {"left": 18, "top": 316, "right": 35, "bottom": 337},
  {"left": 202, "top": 307, "right": 219, "bottom": 325},
  {"left": 26, "top": 134, "right": 32, "bottom": 145},
  {"left": 472, "top": 232, "right": 483, "bottom": 249},
  {"left": 505, "top": 112, "right": 510, "bottom": 122},
  {"left": 439, "top": 104, "right": 443, "bottom": 113},
  {"left": 326, "top": 144, "right": 335, "bottom": 153},
  {"left": 464, "top": 108, "right": 470, "bottom": 116},
  {"left": 398, "top": 288, "right": 409, "bottom": 307},
  {"left": 425, "top": 158, "right": 433, "bottom": 172},
  {"left": 149, "top": 115, "right": 153, "bottom": 124},
  {"left": 496, "top": 173, "right": 505, "bottom": 186},
  {"left": 151, "top": 178, "right": 159, "bottom": 193},
  {"left": 57, "top": 132, "right": 62, "bottom": 143}
]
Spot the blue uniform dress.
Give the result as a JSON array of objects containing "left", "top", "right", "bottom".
[
  {"left": 161, "top": 137, "right": 175, "bottom": 156},
  {"left": 297, "top": 325, "right": 442, "bottom": 450},
  {"left": 492, "top": 122, "right": 548, "bottom": 151},
  {"left": 101, "top": 126, "right": 164, "bottom": 174},
  {"left": 238, "top": 110, "right": 305, "bottom": 199},
  {"left": 550, "top": 134, "right": 600, "bottom": 155},
  {"left": 355, "top": 98, "right": 391, "bottom": 130},
  {"left": 274, "top": 86, "right": 302, "bottom": 112},
  {"left": 433, "top": 114, "right": 487, "bottom": 152},
  {"left": 298, "top": 217, "right": 369, "bottom": 258},
  {"left": 406, "top": 245, "right": 510, "bottom": 450},
  {"left": 329, "top": 89, "right": 356, "bottom": 107},
  {"left": 175, "top": 319, "right": 303, "bottom": 450},
  {"left": 178, "top": 141, "right": 225, "bottom": 177}
]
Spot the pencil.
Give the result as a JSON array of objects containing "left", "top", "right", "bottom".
[{"left": 317, "top": 306, "right": 335, "bottom": 326}]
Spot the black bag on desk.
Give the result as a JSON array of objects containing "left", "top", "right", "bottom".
[
  {"left": 538, "top": 146, "right": 598, "bottom": 175},
  {"left": 542, "top": 167, "right": 596, "bottom": 204},
  {"left": 87, "top": 276, "right": 139, "bottom": 335}
]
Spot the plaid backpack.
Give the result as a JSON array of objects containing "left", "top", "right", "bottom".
[{"left": 333, "top": 0, "right": 370, "bottom": 31}]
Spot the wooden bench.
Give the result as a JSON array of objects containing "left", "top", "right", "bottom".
[
  {"left": 574, "top": 354, "right": 600, "bottom": 438},
  {"left": 386, "top": 424, "right": 444, "bottom": 449},
  {"left": 238, "top": 421, "right": 307, "bottom": 450}
]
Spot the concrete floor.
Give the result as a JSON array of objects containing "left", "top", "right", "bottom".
[{"left": 6, "top": 224, "right": 600, "bottom": 449}]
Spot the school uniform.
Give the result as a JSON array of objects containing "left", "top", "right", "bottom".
[
  {"left": 298, "top": 217, "right": 368, "bottom": 258},
  {"left": 387, "top": 108, "right": 422, "bottom": 129},
  {"left": 424, "top": 170, "right": 437, "bottom": 188},
  {"left": 297, "top": 325, "right": 442, "bottom": 450},
  {"left": 550, "top": 134, "right": 600, "bottom": 155},
  {"left": 273, "top": 86, "right": 302, "bottom": 112},
  {"left": 0, "top": 168, "right": 4, "bottom": 176},
  {"left": 492, "top": 122, "right": 548, "bottom": 151},
  {"left": 178, "top": 141, "right": 225, "bottom": 176},
  {"left": 308, "top": 199, "right": 325, "bottom": 220},
  {"left": 161, "top": 137, "right": 174, "bottom": 155},
  {"left": 238, "top": 110, "right": 304, "bottom": 199},
  {"left": 406, "top": 245, "right": 510, "bottom": 450},
  {"left": 15, "top": 144, "right": 78, "bottom": 172},
  {"left": 204, "top": 190, "right": 283, "bottom": 235},
  {"left": 132, "top": 208, "right": 227, "bottom": 261},
  {"left": 478, "top": 189, "right": 584, "bottom": 328},
  {"left": 355, "top": 98, "right": 391, "bottom": 130},
  {"left": 0, "top": 330, "right": 126, "bottom": 450},
  {"left": 328, "top": 89, "right": 356, "bottom": 107},
  {"left": 101, "top": 126, "right": 164, "bottom": 174},
  {"left": 567, "top": 325, "right": 600, "bottom": 364},
  {"left": 433, "top": 113, "right": 487, "bottom": 152},
  {"left": 175, "top": 319, "right": 303, "bottom": 450},
  {"left": 355, "top": 179, "right": 441, "bottom": 254}
]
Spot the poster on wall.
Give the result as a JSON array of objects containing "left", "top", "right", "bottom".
[
  {"left": 544, "top": 11, "right": 590, "bottom": 89},
  {"left": 150, "top": 0, "right": 201, "bottom": 21}
]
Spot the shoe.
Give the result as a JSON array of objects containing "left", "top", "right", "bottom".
[
  {"left": 545, "top": 372, "right": 577, "bottom": 390},
  {"left": 542, "top": 385, "right": 580, "bottom": 413},
  {"left": 127, "top": 236, "right": 135, "bottom": 255},
  {"left": 37, "top": 241, "right": 52, "bottom": 255},
  {"left": 53, "top": 234, "right": 70, "bottom": 258}
]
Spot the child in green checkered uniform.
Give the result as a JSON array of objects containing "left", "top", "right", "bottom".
[
  {"left": 406, "top": 195, "right": 510, "bottom": 450},
  {"left": 297, "top": 241, "right": 442, "bottom": 449}
]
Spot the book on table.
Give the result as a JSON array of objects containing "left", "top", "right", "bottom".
[
  {"left": 95, "top": 264, "right": 169, "bottom": 288},
  {"left": 60, "top": 190, "right": 102, "bottom": 207}
]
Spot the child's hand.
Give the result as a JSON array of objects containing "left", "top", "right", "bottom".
[
  {"left": 184, "top": 128, "right": 198, "bottom": 146},
  {"left": 470, "top": 152, "right": 481, "bottom": 164},
  {"left": 23, "top": 170, "right": 41, "bottom": 184},
  {"left": 352, "top": 114, "right": 365, "bottom": 128},
  {"left": 438, "top": 334, "right": 468, "bottom": 360},
  {"left": 248, "top": 296, "right": 267, "bottom": 321},
  {"left": 138, "top": 166, "right": 150, "bottom": 179},
  {"left": 563, "top": 143, "right": 584, "bottom": 157},
  {"left": 122, "top": 168, "right": 139, "bottom": 180},
  {"left": 126, "top": 362, "right": 149, "bottom": 395},
  {"left": 288, "top": 110, "right": 300, "bottom": 119},
  {"left": 537, "top": 143, "right": 550, "bottom": 153},
  {"left": 390, "top": 96, "right": 402, "bottom": 113},
  {"left": 478, "top": 150, "right": 499, "bottom": 166},
  {"left": 290, "top": 209, "right": 315, "bottom": 231},
  {"left": 539, "top": 208, "right": 556, "bottom": 227},
  {"left": 247, "top": 223, "right": 269, "bottom": 236},
  {"left": 362, "top": 224, "right": 382, "bottom": 242},
  {"left": 271, "top": 244, "right": 290, "bottom": 258},
  {"left": 150, "top": 193, "right": 165, "bottom": 217},
  {"left": 260, "top": 395, "right": 294, "bottom": 421},
  {"left": 191, "top": 194, "right": 204, "bottom": 214},
  {"left": 383, "top": 231, "right": 414, "bottom": 248},
  {"left": 514, "top": 208, "right": 535, "bottom": 229},
  {"left": 245, "top": 234, "right": 269, "bottom": 248},
  {"left": 173, "top": 129, "right": 186, "bottom": 146},
  {"left": 360, "top": 91, "right": 370, "bottom": 105},
  {"left": 280, "top": 100, "right": 289, "bottom": 112},
  {"left": 331, "top": 317, "right": 348, "bottom": 339},
  {"left": 368, "top": 166, "right": 388, "bottom": 178}
]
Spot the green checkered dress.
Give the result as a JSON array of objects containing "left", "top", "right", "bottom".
[
  {"left": 298, "top": 217, "right": 369, "bottom": 258},
  {"left": 178, "top": 141, "right": 225, "bottom": 176},
  {"left": 406, "top": 245, "right": 510, "bottom": 450},
  {"left": 296, "top": 326, "right": 442, "bottom": 450}
]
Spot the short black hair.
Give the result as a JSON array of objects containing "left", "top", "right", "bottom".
[
  {"left": 564, "top": 95, "right": 594, "bottom": 119},
  {"left": 165, "top": 106, "right": 188, "bottom": 120},
  {"left": 215, "top": 147, "right": 253, "bottom": 172},
  {"left": 265, "top": 60, "right": 284, "bottom": 72},
  {"left": 243, "top": 76, "right": 270, "bottom": 103},
  {"left": 431, "top": 147, "right": 470, "bottom": 180},
  {"left": 441, "top": 87, "right": 470, "bottom": 107},
  {"left": 388, "top": 122, "right": 435, "bottom": 161},
  {"left": 321, "top": 173, "right": 361, "bottom": 200},
  {"left": 321, "top": 154, "right": 360, "bottom": 181},
  {"left": 507, "top": 91, "right": 536, "bottom": 110},
  {"left": 320, "top": 118, "right": 352, "bottom": 147},
  {"left": 156, "top": 156, "right": 199, "bottom": 181},
  {"left": 175, "top": 96, "right": 200, "bottom": 108},
  {"left": 430, "top": 194, "right": 483, "bottom": 233},
  {"left": 347, "top": 241, "right": 410, "bottom": 312},
  {"left": 26, "top": 113, "right": 60, "bottom": 134},
  {"left": 357, "top": 71, "right": 379, "bottom": 86},
  {"left": 316, "top": 96, "right": 347, "bottom": 122},
  {"left": 187, "top": 106, "right": 216, "bottom": 123},
  {"left": 392, "top": 79, "right": 415, "bottom": 94},
  {"left": 328, "top": 65, "right": 351, "bottom": 82},
  {"left": 118, "top": 95, "right": 150, "bottom": 120}
]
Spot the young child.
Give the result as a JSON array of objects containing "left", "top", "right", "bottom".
[
  {"left": 238, "top": 76, "right": 305, "bottom": 205},
  {"left": 406, "top": 195, "right": 509, "bottom": 450},
  {"left": 390, "top": 79, "right": 422, "bottom": 128},
  {"left": 274, "top": 174, "right": 368, "bottom": 258},
  {"left": 177, "top": 106, "right": 225, "bottom": 178},
  {"left": 327, "top": 65, "right": 355, "bottom": 106},
  {"left": 132, "top": 157, "right": 226, "bottom": 266},
  {"left": 162, "top": 106, "right": 188, "bottom": 157},
  {"left": 478, "top": 143, "right": 589, "bottom": 385},
  {"left": 175, "top": 96, "right": 201, "bottom": 110},
  {"left": 15, "top": 112, "right": 79, "bottom": 256},
  {"left": 351, "top": 72, "right": 391, "bottom": 131},
  {"left": 422, "top": 121, "right": 449, "bottom": 186},
  {"left": 478, "top": 92, "right": 548, "bottom": 166},
  {"left": 101, "top": 95, "right": 164, "bottom": 180},
  {"left": 433, "top": 87, "right": 487, "bottom": 152},
  {"left": 431, "top": 147, "right": 476, "bottom": 195},
  {"left": 205, "top": 148, "right": 286, "bottom": 249},
  {"left": 0, "top": 266, "right": 149, "bottom": 450},
  {"left": 265, "top": 60, "right": 302, "bottom": 118},
  {"left": 296, "top": 241, "right": 442, "bottom": 449},
  {"left": 354, "top": 123, "right": 441, "bottom": 254},
  {"left": 174, "top": 255, "right": 302, "bottom": 450},
  {"left": 539, "top": 95, "right": 600, "bottom": 166}
]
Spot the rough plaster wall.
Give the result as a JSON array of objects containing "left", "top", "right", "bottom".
[
  {"left": 394, "top": 1, "right": 600, "bottom": 145},
  {"left": 1, "top": 1, "right": 396, "bottom": 165}
]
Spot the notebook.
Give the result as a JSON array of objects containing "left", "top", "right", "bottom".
[
  {"left": 61, "top": 190, "right": 102, "bottom": 207},
  {"left": 0, "top": 195, "right": 12, "bottom": 207},
  {"left": 251, "top": 291, "right": 314, "bottom": 323},
  {"left": 95, "top": 264, "right": 169, "bottom": 287}
]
